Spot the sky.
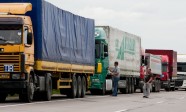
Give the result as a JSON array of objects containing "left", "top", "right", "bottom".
[{"left": 46, "top": 0, "right": 186, "bottom": 54}]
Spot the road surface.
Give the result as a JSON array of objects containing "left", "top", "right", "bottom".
[{"left": 0, "top": 90, "right": 186, "bottom": 112}]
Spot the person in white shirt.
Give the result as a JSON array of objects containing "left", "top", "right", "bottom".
[{"left": 109, "top": 61, "right": 120, "bottom": 96}]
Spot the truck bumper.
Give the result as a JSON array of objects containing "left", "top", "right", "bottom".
[
  {"left": 161, "top": 81, "right": 169, "bottom": 88},
  {"left": 0, "top": 80, "right": 28, "bottom": 93},
  {"left": 90, "top": 74, "right": 103, "bottom": 90}
]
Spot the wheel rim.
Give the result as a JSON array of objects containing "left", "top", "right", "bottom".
[{"left": 29, "top": 77, "right": 34, "bottom": 101}]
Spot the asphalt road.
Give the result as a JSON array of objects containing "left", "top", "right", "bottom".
[{"left": 0, "top": 90, "right": 186, "bottom": 112}]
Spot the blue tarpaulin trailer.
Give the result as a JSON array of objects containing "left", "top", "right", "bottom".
[{"left": 0, "top": 0, "right": 95, "bottom": 66}]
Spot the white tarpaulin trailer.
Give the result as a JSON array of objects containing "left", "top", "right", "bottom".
[{"left": 102, "top": 26, "right": 141, "bottom": 77}]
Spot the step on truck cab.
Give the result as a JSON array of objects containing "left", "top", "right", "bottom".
[
  {"left": 90, "top": 26, "right": 141, "bottom": 94},
  {"left": 0, "top": 0, "right": 95, "bottom": 102}
]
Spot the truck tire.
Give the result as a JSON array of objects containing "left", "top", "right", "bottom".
[
  {"left": 76, "top": 76, "right": 82, "bottom": 98},
  {"left": 67, "top": 75, "right": 77, "bottom": 98},
  {"left": 100, "top": 82, "right": 106, "bottom": 95},
  {"left": 0, "top": 93, "right": 7, "bottom": 103},
  {"left": 20, "top": 76, "right": 34, "bottom": 103},
  {"left": 90, "top": 89, "right": 99, "bottom": 95},
  {"left": 131, "top": 78, "right": 135, "bottom": 93},
  {"left": 120, "top": 78, "right": 129, "bottom": 94},
  {"left": 128, "top": 78, "right": 131, "bottom": 94},
  {"left": 165, "top": 82, "right": 170, "bottom": 92},
  {"left": 171, "top": 87, "right": 175, "bottom": 91},
  {"left": 43, "top": 73, "right": 52, "bottom": 101},
  {"left": 81, "top": 76, "right": 86, "bottom": 98}
]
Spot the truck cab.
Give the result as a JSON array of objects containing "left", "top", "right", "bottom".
[
  {"left": 0, "top": 3, "right": 34, "bottom": 102},
  {"left": 175, "top": 54, "right": 186, "bottom": 90},
  {"left": 161, "top": 55, "right": 169, "bottom": 82},
  {"left": 90, "top": 27, "right": 109, "bottom": 95}
]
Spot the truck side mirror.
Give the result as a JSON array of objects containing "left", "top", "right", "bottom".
[
  {"left": 27, "top": 32, "right": 32, "bottom": 45},
  {"left": 104, "top": 45, "right": 108, "bottom": 52},
  {"left": 144, "top": 59, "right": 148, "bottom": 65},
  {"left": 104, "top": 52, "right": 108, "bottom": 57}
]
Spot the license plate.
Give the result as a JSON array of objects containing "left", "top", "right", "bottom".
[
  {"left": 4, "top": 64, "right": 14, "bottom": 72},
  {"left": 0, "top": 74, "right": 10, "bottom": 79}
]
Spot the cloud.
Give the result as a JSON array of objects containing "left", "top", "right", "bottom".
[{"left": 77, "top": 7, "right": 145, "bottom": 25}]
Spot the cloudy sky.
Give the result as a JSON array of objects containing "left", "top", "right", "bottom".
[{"left": 46, "top": 0, "right": 186, "bottom": 54}]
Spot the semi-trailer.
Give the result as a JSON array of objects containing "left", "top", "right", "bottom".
[{"left": 0, "top": 0, "right": 95, "bottom": 102}]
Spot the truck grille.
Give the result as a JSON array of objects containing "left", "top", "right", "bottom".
[
  {"left": 175, "top": 80, "right": 183, "bottom": 87},
  {"left": 0, "top": 54, "right": 20, "bottom": 72}
]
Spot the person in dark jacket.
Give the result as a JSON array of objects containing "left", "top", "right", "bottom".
[{"left": 143, "top": 68, "right": 154, "bottom": 98}]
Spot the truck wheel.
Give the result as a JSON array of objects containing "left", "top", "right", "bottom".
[
  {"left": 0, "top": 93, "right": 7, "bottom": 103},
  {"left": 90, "top": 89, "right": 98, "bottom": 95},
  {"left": 171, "top": 87, "right": 175, "bottom": 91},
  {"left": 43, "top": 73, "right": 52, "bottom": 101},
  {"left": 165, "top": 87, "right": 170, "bottom": 91},
  {"left": 128, "top": 78, "right": 131, "bottom": 94},
  {"left": 20, "top": 76, "right": 34, "bottom": 103},
  {"left": 120, "top": 79, "right": 129, "bottom": 94},
  {"left": 67, "top": 75, "right": 77, "bottom": 98},
  {"left": 99, "top": 82, "right": 106, "bottom": 95},
  {"left": 131, "top": 78, "right": 135, "bottom": 93},
  {"left": 81, "top": 76, "right": 86, "bottom": 98},
  {"left": 76, "top": 76, "right": 82, "bottom": 98}
]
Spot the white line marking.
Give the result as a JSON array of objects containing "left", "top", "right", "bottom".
[
  {"left": 115, "top": 109, "right": 128, "bottom": 112},
  {"left": 178, "top": 97, "right": 185, "bottom": 100},
  {"left": 156, "top": 101, "right": 164, "bottom": 104},
  {"left": 0, "top": 95, "right": 112, "bottom": 108},
  {"left": 0, "top": 99, "right": 72, "bottom": 108}
]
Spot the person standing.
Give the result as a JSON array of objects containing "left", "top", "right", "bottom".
[
  {"left": 143, "top": 68, "right": 153, "bottom": 98},
  {"left": 109, "top": 61, "right": 120, "bottom": 96}
]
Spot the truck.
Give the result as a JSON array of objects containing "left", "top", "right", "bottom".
[
  {"left": 175, "top": 54, "right": 186, "bottom": 90},
  {"left": 0, "top": 0, "right": 95, "bottom": 102},
  {"left": 90, "top": 26, "right": 141, "bottom": 94},
  {"left": 146, "top": 49, "right": 177, "bottom": 91},
  {"left": 144, "top": 53, "right": 162, "bottom": 92}
]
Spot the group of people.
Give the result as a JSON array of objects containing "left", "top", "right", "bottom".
[{"left": 109, "top": 61, "right": 154, "bottom": 98}]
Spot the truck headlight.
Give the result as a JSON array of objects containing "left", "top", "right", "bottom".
[{"left": 12, "top": 74, "right": 20, "bottom": 79}]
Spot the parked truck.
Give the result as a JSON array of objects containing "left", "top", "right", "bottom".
[
  {"left": 144, "top": 53, "right": 162, "bottom": 92},
  {"left": 90, "top": 26, "right": 141, "bottom": 94},
  {"left": 0, "top": 0, "right": 95, "bottom": 102},
  {"left": 175, "top": 54, "right": 186, "bottom": 90},
  {"left": 146, "top": 49, "right": 177, "bottom": 91}
]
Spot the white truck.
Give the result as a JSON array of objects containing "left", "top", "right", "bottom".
[
  {"left": 175, "top": 54, "right": 186, "bottom": 90},
  {"left": 101, "top": 26, "right": 141, "bottom": 94},
  {"left": 144, "top": 54, "right": 162, "bottom": 92}
]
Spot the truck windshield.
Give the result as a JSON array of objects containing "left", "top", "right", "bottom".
[
  {"left": 95, "top": 40, "right": 101, "bottom": 58},
  {"left": 0, "top": 25, "right": 22, "bottom": 44},
  {"left": 177, "top": 62, "right": 186, "bottom": 72},
  {"left": 95, "top": 43, "right": 100, "bottom": 58},
  {"left": 162, "top": 63, "right": 168, "bottom": 72}
]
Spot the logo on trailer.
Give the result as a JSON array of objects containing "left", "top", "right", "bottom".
[{"left": 115, "top": 36, "right": 136, "bottom": 60}]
